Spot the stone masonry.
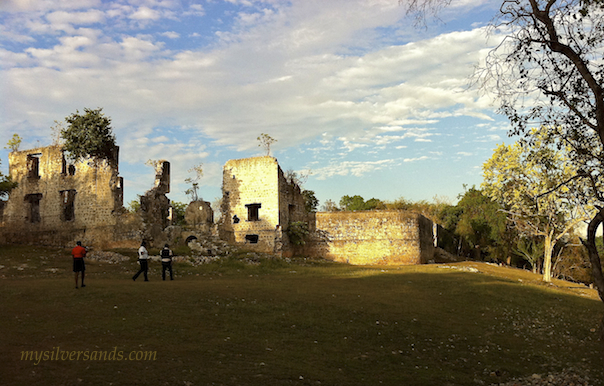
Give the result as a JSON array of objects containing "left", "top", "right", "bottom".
[
  {"left": 1, "top": 148, "right": 440, "bottom": 265},
  {"left": 301, "top": 211, "right": 435, "bottom": 265},
  {"left": 0, "top": 145, "right": 123, "bottom": 246},
  {"left": 218, "top": 156, "right": 308, "bottom": 256}
]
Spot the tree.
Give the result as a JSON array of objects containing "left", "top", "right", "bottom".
[
  {"left": 302, "top": 190, "right": 319, "bottom": 213},
  {"left": 482, "top": 135, "right": 592, "bottom": 282},
  {"left": 257, "top": 133, "right": 276, "bottom": 156},
  {"left": 285, "top": 168, "right": 308, "bottom": 186},
  {"left": 364, "top": 198, "right": 386, "bottom": 210},
  {"left": 321, "top": 199, "right": 339, "bottom": 212},
  {"left": 61, "top": 108, "right": 117, "bottom": 163},
  {"left": 184, "top": 164, "right": 203, "bottom": 202},
  {"left": 473, "top": 0, "right": 604, "bottom": 300},
  {"left": 339, "top": 195, "right": 367, "bottom": 211},
  {"left": 0, "top": 159, "right": 18, "bottom": 199},
  {"left": 453, "top": 187, "right": 511, "bottom": 262},
  {"left": 171, "top": 201, "right": 187, "bottom": 226},
  {"left": 5, "top": 134, "right": 22, "bottom": 152}
]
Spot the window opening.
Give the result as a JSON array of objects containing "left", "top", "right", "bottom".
[
  {"left": 60, "top": 190, "right": 76, "bottom": 221},
  {"left": 246, "top": 203, "right": 261, "bottom": 221},
  {"left": 24, "top": 193, "right": 42, "bottom": 223},
  {"left": 27, "top": 154, "right": 41, "bottom": 179},
  {"left": 245, "top": 234, "right": 259, "bottom": 244}
]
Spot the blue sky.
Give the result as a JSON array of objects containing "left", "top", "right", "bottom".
[{"left": 0, "top": 0, "right": 510, "bottom": 209}]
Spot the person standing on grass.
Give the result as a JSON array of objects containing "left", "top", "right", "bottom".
[
  {"left": 72, "top": 241, "right": 87, "bottom": 289},
  {"left": 132, "top": 241, "right": 150, "bottom": 282},
  {"left": 160, "top": 244, "right": 174, "bottom": 281}
]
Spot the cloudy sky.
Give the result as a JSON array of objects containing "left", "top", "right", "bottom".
[{"left": 0, "top": 0, "right": 509, "bottom": 208}]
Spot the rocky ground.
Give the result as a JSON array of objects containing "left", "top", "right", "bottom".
[{"left": 492, "top": 369, "right": 594, "bottom": 386}]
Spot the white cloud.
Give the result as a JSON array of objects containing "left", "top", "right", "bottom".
[
  {"left": 403, "top": 156, "right": 429, "bottom": 162},
  {"left": 314, "top": 159, "right": 396, "bottom": 180},
  {"left": 129, "top": 6, "right": 161, "bottom": 21},
  {"left": 0, "top": 0, "right": 506, "bottom": 202},
  {"left": 160, "top": 31, "right": 180, "bottom": 39}
]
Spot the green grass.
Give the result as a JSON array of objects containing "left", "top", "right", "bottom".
[{"left": 1, "top": 245, "right": 603, "bottom": 386}]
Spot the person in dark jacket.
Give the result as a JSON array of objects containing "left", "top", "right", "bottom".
[{"left": 160, "top": 244, "right": 174, "bottom": 281}]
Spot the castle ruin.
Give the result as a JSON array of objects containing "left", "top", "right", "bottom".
[
  {"left": 0, "top": 145, "right": 124, "bottom": 246},
  {"left": 0, "top": 147, "right": 444, "bottom": 265}
]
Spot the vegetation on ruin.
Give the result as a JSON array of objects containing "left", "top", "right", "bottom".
[
  {"left": 286, "top": 220, "right": 310, "bottom": 245},
  {"left": 184, "top": 164, "right": 203, "bottom": 202},
  {"left": 1, "top": 245, "right": 602, "bottom": 386},
  {"left": 4, "top": 133, "right": 22, "bottom": 152},
  {"left": 60, "top": 108, "right": 117, "bottom": 163},
  {"left": 257, "top": 133, "right": 276, "bottom": 156},
  {"left": 170, "top": 201, "right": 187, "bottom": 225},
  {"left": 0, "top": 160, "right": 18, "bottom": 199}
]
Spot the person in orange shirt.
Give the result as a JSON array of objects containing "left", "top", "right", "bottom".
[{"left": 72, "top": 241, "right": 87, "bottom": 289}]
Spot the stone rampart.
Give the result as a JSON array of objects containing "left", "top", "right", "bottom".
[{"left": 302, "top": 210, "right": 434, "bottom": 265}]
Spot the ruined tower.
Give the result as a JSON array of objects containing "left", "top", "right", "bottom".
[
  {"left": 218, "top": 156, "right": 308, "bottom": 256},
  {"left": 0, "top": 145, "right": 123, "bottom": 246}
]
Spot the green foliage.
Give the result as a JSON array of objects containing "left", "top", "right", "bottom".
[
  {"left": 482, "top": 134, "right": 593, "bottom": 281},
  {"left": 4, "top": 133, "right": 22, "bottom": 152},
  {"left": 301, "top": 190, "right": 319, "bottom": 212},
  {"left": 515, "top": 237, "right": 544, "bottom": 272},
  {"left": 61, "top": 108, "right": 116, "bottom": 162},
  {"left": 0, "top": 159, "right": 18, "bottom": 199},
  {"left": 184, "top": 164, "right": 203, "bottom": 202},
  {"left": 339, "top": 195, "right": 384, "bottom": 211},
  {"left": 286, "top": 221, "right": 310, "bottom": 245},
  {"left": 339, "top": 195, "right": 365, "bottom": 211},
  {"left": 126, "top": 199, "right": 140, "bottom": 213},
  {"left": 171, "top": 201, "right": 187, "bottom": 225},
  {"left": 257, "top": 133, "right": 276, "bottom": 156},
  {"left": 385, "top": 196, "right": 452, "bottom": 224},
  {"left": 454, "top": 187, "right": 510, "bottom": 261}
]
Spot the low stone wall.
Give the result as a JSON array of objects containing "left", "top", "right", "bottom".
[{"left": 302, "top": 211, "right": 434, "bottom": 265}]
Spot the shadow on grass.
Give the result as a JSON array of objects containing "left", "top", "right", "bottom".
[{"left": 1, "top": 246, "right": 603, "bottom": 386}]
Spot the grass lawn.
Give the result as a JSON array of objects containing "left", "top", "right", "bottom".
[{"left": 1, "top": 245, "right": 603, "bottom": 386}]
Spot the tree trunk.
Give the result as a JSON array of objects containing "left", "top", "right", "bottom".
[
  {"left": 542, "top": 233, "right": 554, "bottom": 282},
  {"left": 581, "top": 208, "right": 604, "bottom": 303}
]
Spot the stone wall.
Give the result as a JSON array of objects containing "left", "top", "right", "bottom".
[
  {"left": 0, "top": 145, "right": 125, "bottom": 247},
  {"left": 218, "top": 156, "right": 309, "bottom": 255},
  {"left": 302, "top": 210, "right": 435, "bottom": 265}
]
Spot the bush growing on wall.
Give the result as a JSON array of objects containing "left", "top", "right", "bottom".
[{"left": 287, "top": 221, "right": 310, "bottom": 245}]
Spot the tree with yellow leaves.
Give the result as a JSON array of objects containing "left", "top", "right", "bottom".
[{"left": 482, "top": 132, "right": 594, "bottom": 282}]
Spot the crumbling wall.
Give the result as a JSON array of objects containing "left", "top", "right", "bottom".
[
  {"left": 218, "top": 156, "right": 309, "bottom": 255},
  {"left": 1, "top": 145, "right": 124, "bottom": 246},
  {"left": 184, "top": 200, "right": 213, "bottom": 232},
  {"left": 302, "top": 211, "right": 435, "bottom": 265},
  {"left": 139, "top": 160, "right": 171, "bottom": 246}
]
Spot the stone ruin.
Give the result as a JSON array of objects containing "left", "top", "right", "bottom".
[
  {"left": 0, "top": 146, "right": 454, "bottom": 265},
  {"left": 139, "top": 160, "right": 171, "bottom": 244}
]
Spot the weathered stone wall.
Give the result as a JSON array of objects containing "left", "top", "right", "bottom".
[
  {"left": 1, "top": 145, "right": 124, "bottom": 247},
  {"left": 302, "top": 211, "right": 435, "bottom": 265},
  {"left": 184, "top": 200, "right": 213, "bottom": 230},
  {"left": 139, "top": 160, "right": 171, "bottom": 246},
  {"left": 218, "top": 156, "right": 309, "bottom": 255},
  {"left": 219, "top": 156, "right": 281, "bottom": 253}
]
